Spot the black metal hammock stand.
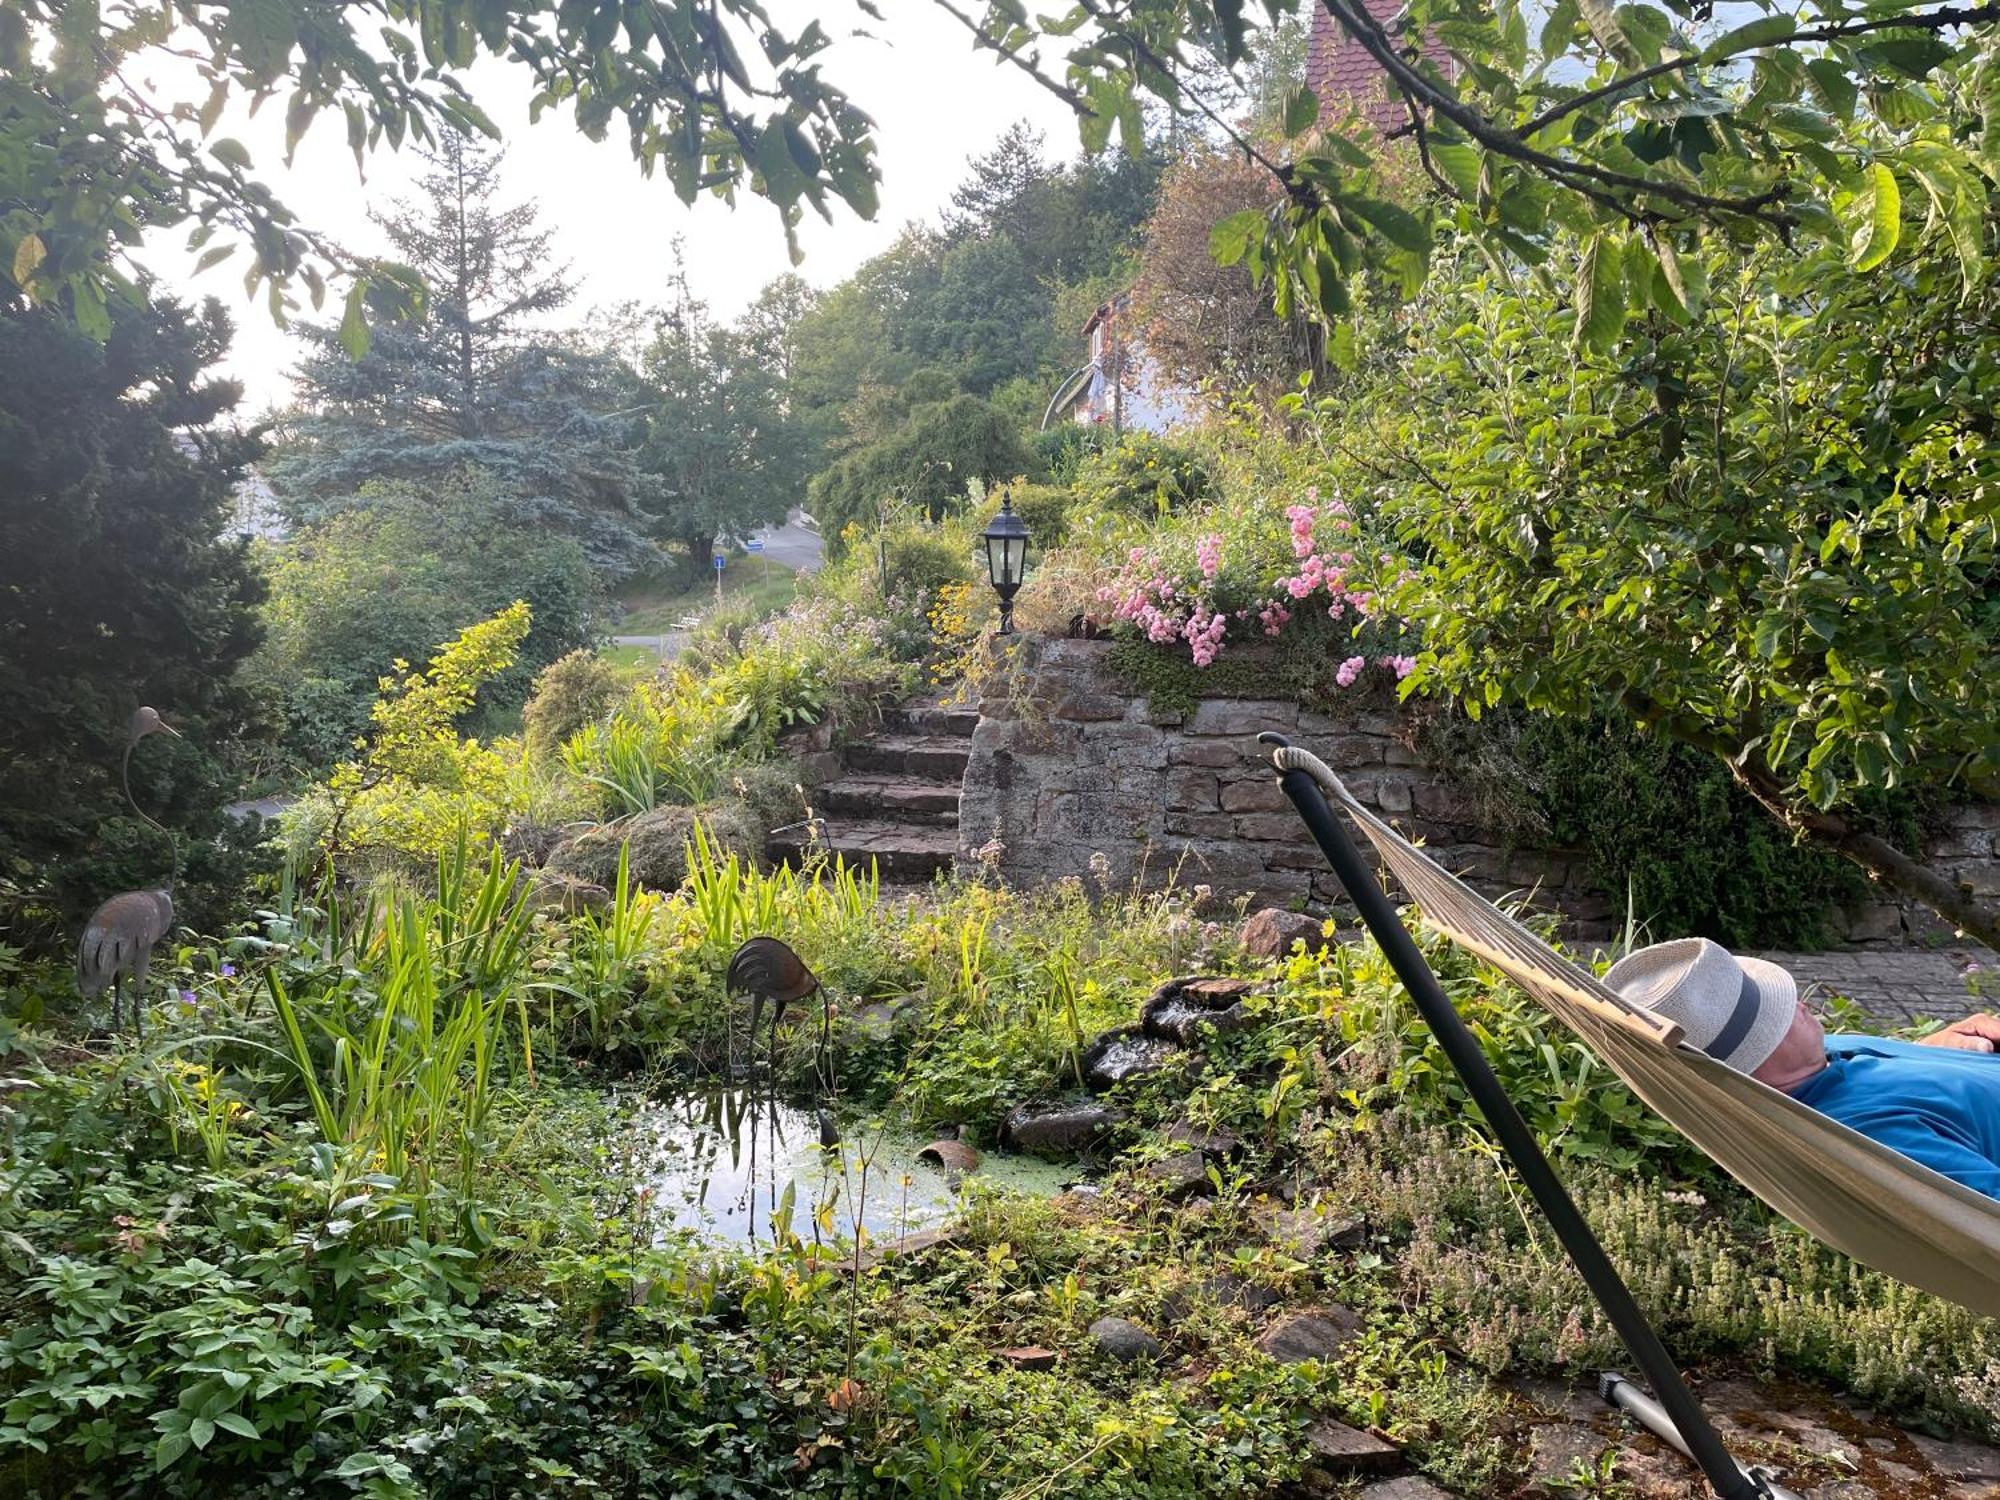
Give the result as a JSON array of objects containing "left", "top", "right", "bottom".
[{"left": 1261, "top": 731, "right": 1801, "bottom": 1500}]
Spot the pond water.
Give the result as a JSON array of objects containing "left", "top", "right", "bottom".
[{"left": 624, "top": 1088, "right": 1075, "bottom": 1248}]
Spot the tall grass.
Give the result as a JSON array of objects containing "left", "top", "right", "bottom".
[{"left": 266, "top": 841, "right": 535, "bottom": 1223}]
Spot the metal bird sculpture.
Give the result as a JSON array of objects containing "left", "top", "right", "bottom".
[
  {"left": 77, "top": 707, "right": 183, "bottom": 1037},
  {"left": 724, "top": 936, "right": 820, "bottom": 1076}
]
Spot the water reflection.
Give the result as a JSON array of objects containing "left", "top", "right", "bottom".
[{"left": 628, "top": 1088, "right": 1071, "bottom": 1247}]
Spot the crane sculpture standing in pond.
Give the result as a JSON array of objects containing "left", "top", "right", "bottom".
[
  {"left": 77, "top": 708, "right": 182, "bottom": 1038},
  {"left": 725, "top": 935, "right": 839, "bottom": 1143}
]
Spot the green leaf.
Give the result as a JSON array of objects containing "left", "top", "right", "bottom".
[
  {"left": 1845, "top": 162, "right": 1901, "bottom": 272},
  {"left": 209, "top": 138, "right": 253, "bottom": 170},
  {"left": 1208, "top": 209, "right": 1264, "bottom": 268},
  {"left": 1429, "top": 141, "right": 1482, "bottom": 198},
  {"left": 1700, "top": 14, "right": 1794, "bottom": 64},
  {"left": 1348, "top": 197, "right": 1431, "bottom": 256},
  {"left": 1572, "top": 232, "right": 1625, "bottom": 354},
  {"left": 213, "top": 1412, "right": 260, "bottom": 1440},
  {"left": 1282, "top": 85, "right": 1320, "bottom": 138},
  {"left": 338, "top": 282, "right": 371, "bottom": 360}
]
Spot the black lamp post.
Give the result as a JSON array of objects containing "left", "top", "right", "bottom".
[{"left": 980, "top": 493, "right": 1030, "bottom": 635}]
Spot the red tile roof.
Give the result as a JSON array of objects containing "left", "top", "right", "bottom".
[{"left": 1305, "top": 0, "right": 1452, "bottom": 136}]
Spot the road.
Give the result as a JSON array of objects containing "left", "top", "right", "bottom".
[{"left": 613, "top": 511, "right": 822, "bottom": 652}]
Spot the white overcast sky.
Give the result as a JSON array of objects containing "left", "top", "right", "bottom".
[{"left": 137, "top": 7, "right": 1086, "bottom": 414}]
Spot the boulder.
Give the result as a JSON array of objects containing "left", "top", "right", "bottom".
[
  {"left": 1138, "top": 1146, "right": 1212, "bottom": 1200},
  {"left": 1303, "top": 1417, "right": 1401, "bottom": 1476},
  {"left": 1256, "top": 1308, "right": 1363, "bottom": 1364},
  {"left": 1002, "top": 1103, "right": 1117, "bottom": 1157},
  {"left": 1089, "top": 1316, "right": 1162, "bottom": 1364},
  {"left": 1165, "top": 1118, "right": 1243, "bottom": 1159},
  {"left": 1240, "top": 907, "right": 1330, "bottom": 961},
  {"left": 1525, "top": 1424, "right": 1609, "bottom": 1489},
  {"left": 544, "top": 801, "right": 756, "bottom": 891},
  {"left": 1082, "top": 1028, "right": 1182, "bottom": 1091},
  {"left": 1261, "top": 1202, "right": 1365, "bottom": 1258}
]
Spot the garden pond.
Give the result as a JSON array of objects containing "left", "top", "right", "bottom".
[{"left": 623, "top": 1086, "right": 1074, "bottom": 1246}]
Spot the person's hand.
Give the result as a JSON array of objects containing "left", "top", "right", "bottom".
[{"left": 1917, "top": 1014, "right": 2000, "bottom": 1053}]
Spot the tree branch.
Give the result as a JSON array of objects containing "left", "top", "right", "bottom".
[
  {"left": 1524, "top": 4, "right": 2000, "bottom": 137},
  {"left": 1314, "top": 0, "right": 1793, "bottom": 229}
]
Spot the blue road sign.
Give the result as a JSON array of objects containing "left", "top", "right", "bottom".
[
  {"left": 713, "top": 553, "right": 725, "bottom": 570},
  {"left": 744, "top": 538, "right": 765, "bottom": 553}
]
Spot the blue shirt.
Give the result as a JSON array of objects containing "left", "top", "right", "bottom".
[{"left": 1792, "top": 1035, "right": 2000, "bottom": 1201}]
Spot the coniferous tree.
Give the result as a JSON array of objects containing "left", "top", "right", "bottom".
[
  {"left": 0, "top": 292, "right": 271, "bottom": 943},
  {"left": 271, "top": 132, "right": 648, "bottom": 576}
]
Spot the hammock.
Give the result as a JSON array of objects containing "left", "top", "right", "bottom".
[{"left": 1268, "top": 741, "right": 2000, "bottom": 1319}]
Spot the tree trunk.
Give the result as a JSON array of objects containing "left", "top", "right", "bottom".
[{"left": 684, "top": 533, "right": 715, "bottom": 582}]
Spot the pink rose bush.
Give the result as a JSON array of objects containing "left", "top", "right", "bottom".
[{"left": 1093, "top": 490, "right": 1415, "bottom": 681}]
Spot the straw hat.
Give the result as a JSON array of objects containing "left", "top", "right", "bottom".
[{"left": 1604, "top": 938, "right": 1797, "bottom": 1074}]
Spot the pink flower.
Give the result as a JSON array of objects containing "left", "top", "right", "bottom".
[
  {"left": 1196, "top": 533, "right": 1222, "bottom": 580},
  {"left": 1335, "top": 655, "right": 1367, "bottom": 688}
]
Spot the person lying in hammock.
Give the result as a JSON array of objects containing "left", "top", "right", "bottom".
[{"left": 1606, "top": 938, "right": 2000, "bottom": 1201}]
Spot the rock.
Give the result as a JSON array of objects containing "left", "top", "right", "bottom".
[
  {"left": 1303, "top": 1417, "right": 1401, "bottom": 1475},
  {"left": 1089, "top": 1316, "right": 1162, "bottom": 1364},
  {"left": 1255, "top": 1309, "right": 1362, "bottom": 1364},
  {"left": 1358, "top": 1479, "right": 1455, "bottom": 1499},
  {"left": 1526, "top": 1423, "right": 1610, "bottom": 1489},
  {"left": 917, "top": 1139, "right": 981, "bottom": 1174},
  {"left": 524, "top": 869, "right": 610, "bottom": 915},
  {"left": 545, "top": 801, "right": 756, "bottom": 890},
  {"left": 1165, "top": 1118, "right": 1243, "bottom": 1158},
  {"left": 1002, "top": 1102, "right": 1116, "bottom": 1157},
  {"left": 997, "top": 1346, "right": 1059, "bottom": 1372},
  {"left": 1082, "top": 1028, "right": 1182, "bottom": 1091},
  {"left": 824, "top": 1225, "right": 958, "bottom": 1275},
  {"left": 1142, "top": 995, "right": 1257, "bottom": 1045},
  {"left": 840, "top": 993, "right": 925, "bottom": 1045},
  {"left": 1261, "top": 1203, "right": 1365, "bottom": 1258},
  {"left": 1241, "top": 907, "right": 1330, "bottom": 961},
  {"left": 1138, "top": 1147, "right": 1212, "bottom": 1200},
  {"left": 1198, "top": 1273, "right": 1281, "bottom": 1317},
  {"left": 1179, "top": 976, "right": 1260, "bottom": 1004},
  {"left": 1909, "top": 1434, "right": 2000, "bottom": 1483}
]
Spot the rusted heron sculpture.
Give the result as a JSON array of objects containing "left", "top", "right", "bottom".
[
  {"left": 724, "top": 935, "right": 821, "bottom": 1076},
  {"left": 77, "top": 707, "right": 182, "bottom": 1037}
]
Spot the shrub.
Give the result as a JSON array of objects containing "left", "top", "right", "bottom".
[
  {"left": 543, "top": 803, "right": 757, "bottom": 890},
  {"left": 522, "top": 649, "right": 621, "bottom": 761},
  {"left": 1070, "top": 433, "right": 1216, "bottom": 519}
]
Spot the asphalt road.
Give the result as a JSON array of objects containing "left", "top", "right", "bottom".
[{"left": 612, "top": 512, "right": 822, "bottom": 652}]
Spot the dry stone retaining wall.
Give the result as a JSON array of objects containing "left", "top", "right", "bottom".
[{"left": 956, "top": 637, "right": 1999, "bottom": 945}]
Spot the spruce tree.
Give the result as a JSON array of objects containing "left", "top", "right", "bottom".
[
  {"left": 272, "top": 132, "right": 648, "bottom": 576},
  {"left": 0, "top": 292, "right": 271, "bottom": 943}
]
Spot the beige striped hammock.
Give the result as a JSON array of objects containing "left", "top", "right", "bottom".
[{"left": 1271, "top": 743, "right": 2000, "bottom": 1320}]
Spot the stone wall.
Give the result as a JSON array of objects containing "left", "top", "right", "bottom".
[{"left": 956, "top": 637, "right": 2000, "bottom": 945}]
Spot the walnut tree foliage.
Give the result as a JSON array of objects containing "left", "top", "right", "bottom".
[{"left": 8, "top": 0, "right": 1998, "bottom": 346}]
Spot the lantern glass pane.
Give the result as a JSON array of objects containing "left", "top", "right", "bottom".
[{"left": 1003, "top": 535, "right": 1027, "bottom": 586}]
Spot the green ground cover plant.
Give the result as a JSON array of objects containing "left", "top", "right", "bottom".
[{"left": 8, "top": 823, "right": 1999, "bottom": 1497}]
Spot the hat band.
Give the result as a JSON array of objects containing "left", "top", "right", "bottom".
[{"left": 1703, "top": 968, "right": 1762, "bottom": 1063}]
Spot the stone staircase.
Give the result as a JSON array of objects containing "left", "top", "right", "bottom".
[{"left": 768, "top": 693, "right": 976, "bottom": 885}]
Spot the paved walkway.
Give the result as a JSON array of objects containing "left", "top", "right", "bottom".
[{"left": 1755, "top": 945, "right": 1996, "bottom": 1028}]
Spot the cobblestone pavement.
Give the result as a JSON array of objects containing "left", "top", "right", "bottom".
[{"left": 1754, "top": 945, "right": 1998, "bottom": 1029}]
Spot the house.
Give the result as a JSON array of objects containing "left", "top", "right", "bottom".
[
  {"left": 1046, "top": 292, "right": 1191, "bottom": 436},
  {"left": 1305, "top": 0, "right": 1457, "bottom": 136}
]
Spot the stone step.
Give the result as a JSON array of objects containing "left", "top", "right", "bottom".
[
  {"left": 768, "top": 819, "right": 959, "bottom": 884},
  {"left": 884, "top": 694, "right": 980, "bottom": 739},
  {"left": 817, "top": 774, "right": 961, "bottom": 825},
  {"left": 844, "top": 733, "right": 971, "bottom": 782}
]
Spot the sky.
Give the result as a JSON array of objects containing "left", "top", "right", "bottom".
[{"left": 138, "top": 7, "right": 1087, "bottom": 414}]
